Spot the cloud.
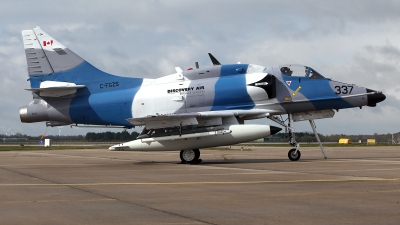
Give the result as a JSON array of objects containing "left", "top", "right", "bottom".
[{"left": 1, "top": 0, "right": 400, "bottom": 135}]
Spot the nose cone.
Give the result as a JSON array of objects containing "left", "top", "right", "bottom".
[
  {"left": 367, "top": 89, "right": 386, "bottom": 107},
  {"left": 270, "top": 126, "right": 282, "bottom": 135}
]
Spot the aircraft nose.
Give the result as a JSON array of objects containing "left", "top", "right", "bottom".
[{"left": 367, "top": 89, "right": 386, "bottom": 107}]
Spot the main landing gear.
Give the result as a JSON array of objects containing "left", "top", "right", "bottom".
[
  {"left": 180, "top": 149, "right": 202, "bottom": 164},
  {"left": 269, "top": 114, "right": 327, "bottom": 161}
]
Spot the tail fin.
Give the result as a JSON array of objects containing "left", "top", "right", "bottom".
[
  {"left": 22, "top": 26, "right": 85, "bottom": 76},
  {"left": 21, "top": 26, "right": 144, "bottom": 93},
  {"left": 21, "top": 26, "right": 117, "bottom": 89}
]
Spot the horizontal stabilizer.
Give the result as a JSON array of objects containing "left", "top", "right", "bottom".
[{"left": 25, "top": 81, "right": 85, "bottom": 97}]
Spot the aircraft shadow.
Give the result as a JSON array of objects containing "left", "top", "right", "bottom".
[{"left": 135, "top": 158, "right": 317, "bottom": 165}]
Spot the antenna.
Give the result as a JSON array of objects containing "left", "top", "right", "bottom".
[{"left": 208, "top": 53, "right": 222, "bottom": 66}]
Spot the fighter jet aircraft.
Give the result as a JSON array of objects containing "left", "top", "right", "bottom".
[{"left": 20, "top": 27, "right": 386, "bottom": 163}]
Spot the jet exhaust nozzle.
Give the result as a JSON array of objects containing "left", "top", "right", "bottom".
[
  {"left": 19, "top": 99, "right": 73, "bottom": 124},
  {"left": 19, "top": 101, "right": 49, "bottom": 123},
  {"left": 19, "top": 106, "right": 29, "bottom": 123}
]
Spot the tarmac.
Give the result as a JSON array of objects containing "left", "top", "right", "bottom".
[{"left": 0, "top": 145, "right": 399, "bottom": 225}]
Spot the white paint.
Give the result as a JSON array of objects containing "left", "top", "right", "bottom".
[
  {"left": 33, "top": 26, "right": 66, "bottom": 52},
  {"left": 109, "top": 124, "right": 274, "bottom": 151}
]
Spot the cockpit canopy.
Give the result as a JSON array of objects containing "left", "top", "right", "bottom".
[{"left": 278, "top": 64, "right": 325, "bottom": 79}]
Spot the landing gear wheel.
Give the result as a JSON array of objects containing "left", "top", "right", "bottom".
[
  {"left": 180, "top": 149, "right": 200, "bottom": 164},
  {"left": 288, "top": 148, "right": 301, "bottom": 161}
]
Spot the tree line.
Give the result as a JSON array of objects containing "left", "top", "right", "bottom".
[
  {"left": 2, "top": 131, "right": 396, "bottom": 143},
  {"left": 272, "top": 132, "right": 394, "bottom": 143},
  {"left": 3, "top": 131, "right": 139, "bottom": 142}
]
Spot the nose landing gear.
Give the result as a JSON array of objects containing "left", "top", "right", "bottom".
[
  {"left": 269, "top": 113, "right": 327, "bottom": 161},
  {"left": 288, "top": 148, "right": 301, "bottom": 161}
]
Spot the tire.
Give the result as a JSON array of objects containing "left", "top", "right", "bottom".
[
  {"left": 180, "top": 149, "right": 200, "bottom": 163},
  {"left": 288, "top": 148, "right": 301, "bottom": 161}
]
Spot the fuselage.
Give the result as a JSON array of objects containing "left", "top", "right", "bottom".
[{"left": 20, "top": 62, "right": 385, "bottom": 126}]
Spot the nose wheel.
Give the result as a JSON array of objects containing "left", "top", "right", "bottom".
[
  {"left": 288, "top": 148, "right": 301, "bottom": 161},
  {"left": 180, "top": 149, "right": 201, "bottom": 164}
]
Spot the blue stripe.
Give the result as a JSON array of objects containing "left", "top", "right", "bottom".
[
  {"left": 29, "top": 61, "right": 143, "bottom": 126},
  {"left": 211, "top": 64, "right": 254, "bottom": 111},
  {"left": 29, "top": 61, "right": 143, "bottom": 89},
  {"left": 282, "top": 75, "right": 353, "bottom": 110},
  {"left": 70, "top": 89, "right": 139, "bottom": 126}
]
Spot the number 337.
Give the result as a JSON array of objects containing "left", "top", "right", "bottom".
[{"left": 335, "top": 86, "right": 353, "bottom": 94}]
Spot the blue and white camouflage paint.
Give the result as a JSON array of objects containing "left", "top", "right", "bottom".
[{"left": 19, "top": 27, "right": 386, "bottom": 162}]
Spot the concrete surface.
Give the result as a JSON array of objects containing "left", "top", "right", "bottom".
[{"left": 0, "top": 146, "right": 399, "bottom": 224}]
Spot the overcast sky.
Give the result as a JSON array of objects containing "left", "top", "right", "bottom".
[{"left": 1, "top": 0, "right": 399, "bottom": 136}]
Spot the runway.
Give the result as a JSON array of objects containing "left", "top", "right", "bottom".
[{"left": 0, "top": 146, "right": 399, "bottom": 224}]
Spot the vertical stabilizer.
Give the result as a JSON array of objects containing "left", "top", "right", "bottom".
[
  {"left": 22, "top": 29, "right": 53, "bottom": 76},
  {"left": 22, "top": 26, "right": 85, "bottom": 77}
]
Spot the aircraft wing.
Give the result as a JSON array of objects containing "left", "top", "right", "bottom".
[{"left": 127, "top": 109, "right": 276, "bottom": 129}]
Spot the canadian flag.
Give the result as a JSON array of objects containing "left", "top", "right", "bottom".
[{"left": 43, "top": 40, "right": 53, "bottom": 46}]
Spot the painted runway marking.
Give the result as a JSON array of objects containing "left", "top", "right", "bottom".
[
  {"left": 0, "top": 177, "right": 398, "bottom": 187},
  {"left": 0, "top": 198, "right": 115, "bottom": 204}
]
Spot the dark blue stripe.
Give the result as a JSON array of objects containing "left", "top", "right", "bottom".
[
  {"left": 211, "top": 64, "right": 254, "bottom": 111},
  {"left": 29, "top": 61, "right": 143, "bottom": 126},
  {"left": 282, "top": 75, "right": 353, "bottom": 110}
]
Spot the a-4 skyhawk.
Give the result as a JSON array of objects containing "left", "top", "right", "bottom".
[{"left": 20, "top": 27, "right": 386, "bottom": 163}]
